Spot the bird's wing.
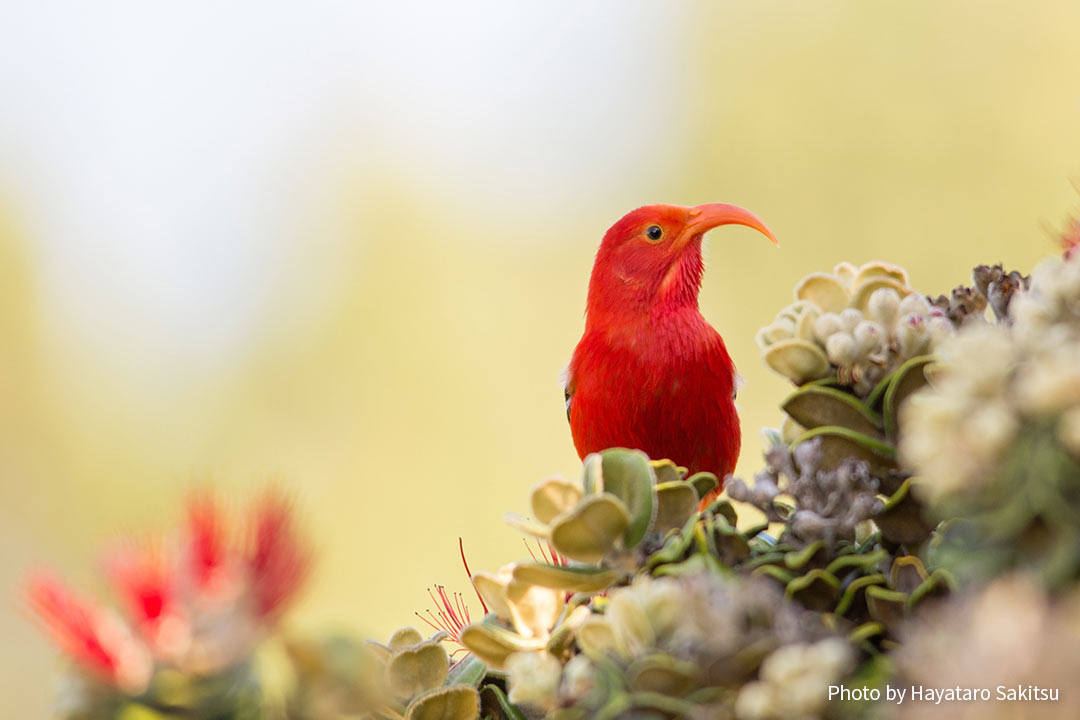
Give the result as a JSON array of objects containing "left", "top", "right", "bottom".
[{"left": 561, "top": 364, "right": 575, "bottom": 423}]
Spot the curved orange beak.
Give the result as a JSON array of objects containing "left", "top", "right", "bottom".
[{"left": 683, "top": 202, "right": 778, "bottom": 246}]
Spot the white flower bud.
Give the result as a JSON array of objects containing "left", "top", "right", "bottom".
[
  {"left": 825, "top": 331, "right": 858, "bottom": 366},
  {"left": 899, "top": 292, "right": 932, "bottom": 316},
  {"left": 735, "top": 682, "right": 776, "bottom": 720},
  {"left": 898, "top": 313, "right": 930, "bottom": 357},
  {"left": 813, "top": 312, "right": 845, "bottom": 344},
  {"left": 852, "top": 321, "right": 885, "bottom": 357},
  {"left": 867, "top": 288, "right": 901, "bottom": 327},
  {"left": 1014, "top": 345, "right": 1080, "bottom": 414},
  {"left": 560, "top": 653, "right": 595, "bottom": 700},
  {"left": 927, "top": 316, "right": 955, "bottom": 348},
  {"left": 961, "top": 399, "right": 1018, "bottom": 460},
  {"left": 507, "top": 651, "right": 563, "bottom": 711},
  {"left": 839, "top": 308, "right": 863, "bottom": 332}
]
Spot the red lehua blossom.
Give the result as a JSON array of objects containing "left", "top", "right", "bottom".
[
  {"left": 26, "top": 488, "right": 312, "bottom": 689},
  {"left": 102, "top": 539, "right": 189, "bottom": 657},
  {"left": 186, "top": 490, "right": 230, "bottom": 596},
  {"left": 103, "top": 539, "right": 171, "bottom": 627},
  {"left": 25, "top": 572, "right": 152, "bottom": 693},
  {"left": 245, "top": 490, "right": 312, "bottom": 619}
]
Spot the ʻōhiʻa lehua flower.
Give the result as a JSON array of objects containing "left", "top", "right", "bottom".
[{"left": 25, "top": 489, "right": 311, "bottom": 717}]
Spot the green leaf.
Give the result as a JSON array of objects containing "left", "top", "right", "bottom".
[
  {"left": 628, "top": 690, "right": 701, "bottom": 716},
  {"left": 888, "top": 556, "right": 929, "bottom": 594},
  {"left": 882, "top": 355, "right": 933, "bottom": 439},
  {"left": 446, "top": 654, "right": 486, "bottom": 688},
  {"left": 387, "top": 639, "right": 450, "bottom": 699},
  {"left": 582, "top": 453, "right": 603, "bottom": 494},
  {"left": 511, "top": 563, "right": 618, "bottom": 593},
  {"left": 549, "top": 493, "right": 631, "bottom": 564},
  {"left": 650, "top": 459, "right": 683, "bottom": 485},
  {"left": 598, "top": 448, "right": 657, "bottom": 550},
  {"left": 763, "top": 338, "right": 831, "bottom": 385},
  {"left": 794, "top": 272, "right": 850, "bottom": 313},
  {"left": 834, "top": 573, "right": 886, "bottom": 617},
  {"left": 406, "top": 685, "right": 481, "bottom": 720},
  {"left": 706, "top": 498, "right": 739, "bottom": 526},
  {"left": 741, "top": 551, "right": 787, "bottom": 571},
  {"left": 865, "top": 585, "right": 908, "bottom": 629},
  {"left": 876, "top": 478, "right": 932, "bottom": 545},
  {"left": 626, "top": 654, "right": 699, "bottom": 696},
  {"left": 686, "top": 472, "right": 719, "bottom": 501},
  {"left": 481, "top": 684, "right": 527, "bottom": 720},
  {"left": 653, "top": 481, "right": 700, "bottom": 534},
  {"left": 849, "top": 621, "right": 885, "bottom": 644},
  {"left": 907, "top": 568, "right": 956, "bottom": 608},
  {"left": 653, "top": 553, "right": 728, "bottom": 578},
  {"left": 646, "top": 513, "right": 697, "bottom": 568},
  {"left": 458, "top": 624, "right": 545, "bottom": 671},
  {"left": 826, "top": 548, "right": 889, "bottom": 577},
  {"left": 783, "top": 540, "right": 826, "bottom": 570},
  {"left": 389, "top": 627, "right": 425, "bottom": 650},
  {"left": 502, "top": 513, "right": 551, "bottom": 540},
  {"left": 790, "top": 425, "right": 897, "bottom": 473},
  {"left": 782, "top": 385, "right": 884, "bottom": 438},
  {"left": 752, "top": 563, "right": 796, "bottom": 585},
  {"left": 784, "top": 569, "right": 841, "bottom": 611},
  {"left": 530, "top": 477, "right": 584, "bottom": 525}
]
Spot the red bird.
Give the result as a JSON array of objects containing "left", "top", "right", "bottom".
[{"left": 565, "top": 203, "right": 777, "bottom": 495}]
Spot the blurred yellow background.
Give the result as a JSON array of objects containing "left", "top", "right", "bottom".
[{"left": 3, "top": 1, "right": 1079, "bottom": 715}]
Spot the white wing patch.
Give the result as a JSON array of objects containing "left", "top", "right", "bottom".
[
  {"left": 561, "top": 363, "right": 573, "bottom": 422},
  {"left": 733, "top": 370, "right": 745, "bottom": 408}
]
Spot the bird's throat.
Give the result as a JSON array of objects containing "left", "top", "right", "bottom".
[{"left": 656, "top": 237, "right": 705, "bottom": 314}]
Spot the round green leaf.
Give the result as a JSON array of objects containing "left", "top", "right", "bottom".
[
  {"left": 387, "top": 640, "right": 449, "bottom": 699},
  {"left": 883, "top": 355, "right": 933, "bottom": 439},
  {"left": 530, "top": 477, "right": 584, "bottom": 525},
  {"left": 781, "top": 385, "right": 884, "bottom": 438},
  {"left": 653, "top": 482, "right": 699, "bottom": 535},
  {"left": 790, "top": 426, "right": 897, "bottom": 474},
  {"left": 598, "top": 449, "right": 657, "bottom": 550},
  {"left": 511, "top": 563, "right": 618, "bottom": 593},
  {"left": 550, "top": 493, "right": 631, "bottom": 563},
  {"left": 763, "top": 338, "right": 831, "bottom": 385},
  {"left": 405, "top": 685, "right": 481, "bottom": 720},
  {"left": 458, "top": 623, "right": 545, "bottom": 671}
]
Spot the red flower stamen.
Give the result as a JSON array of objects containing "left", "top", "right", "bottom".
[
  {"left": 416, "top": 585, "right": 471, "bottom": 639},
  {"left": 459, "top": 537, "right": 488, "bottom": 614},
  {"left": 523, "top": 538, "right": 567, "bottom": 567}
]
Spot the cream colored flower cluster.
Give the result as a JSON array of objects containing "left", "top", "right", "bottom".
[
  {"left": 757, "top": 262, "right": 953, "bottom": 395},
  {"left": 503, "top": 573, "right": 850, "bottom": 719},
  {"left": 896, "top": 575, "right": 1080, "bottom": 720},
  {"left": 900, "top": 253, "right": 1080, "bottom": 500},
  {"left": 735, "top": 638, "right": 854, "bottom": 720}
]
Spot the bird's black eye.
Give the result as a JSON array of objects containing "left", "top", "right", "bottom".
[{"left": 645, "top": 225, "right": 663, "bottom": 242}]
